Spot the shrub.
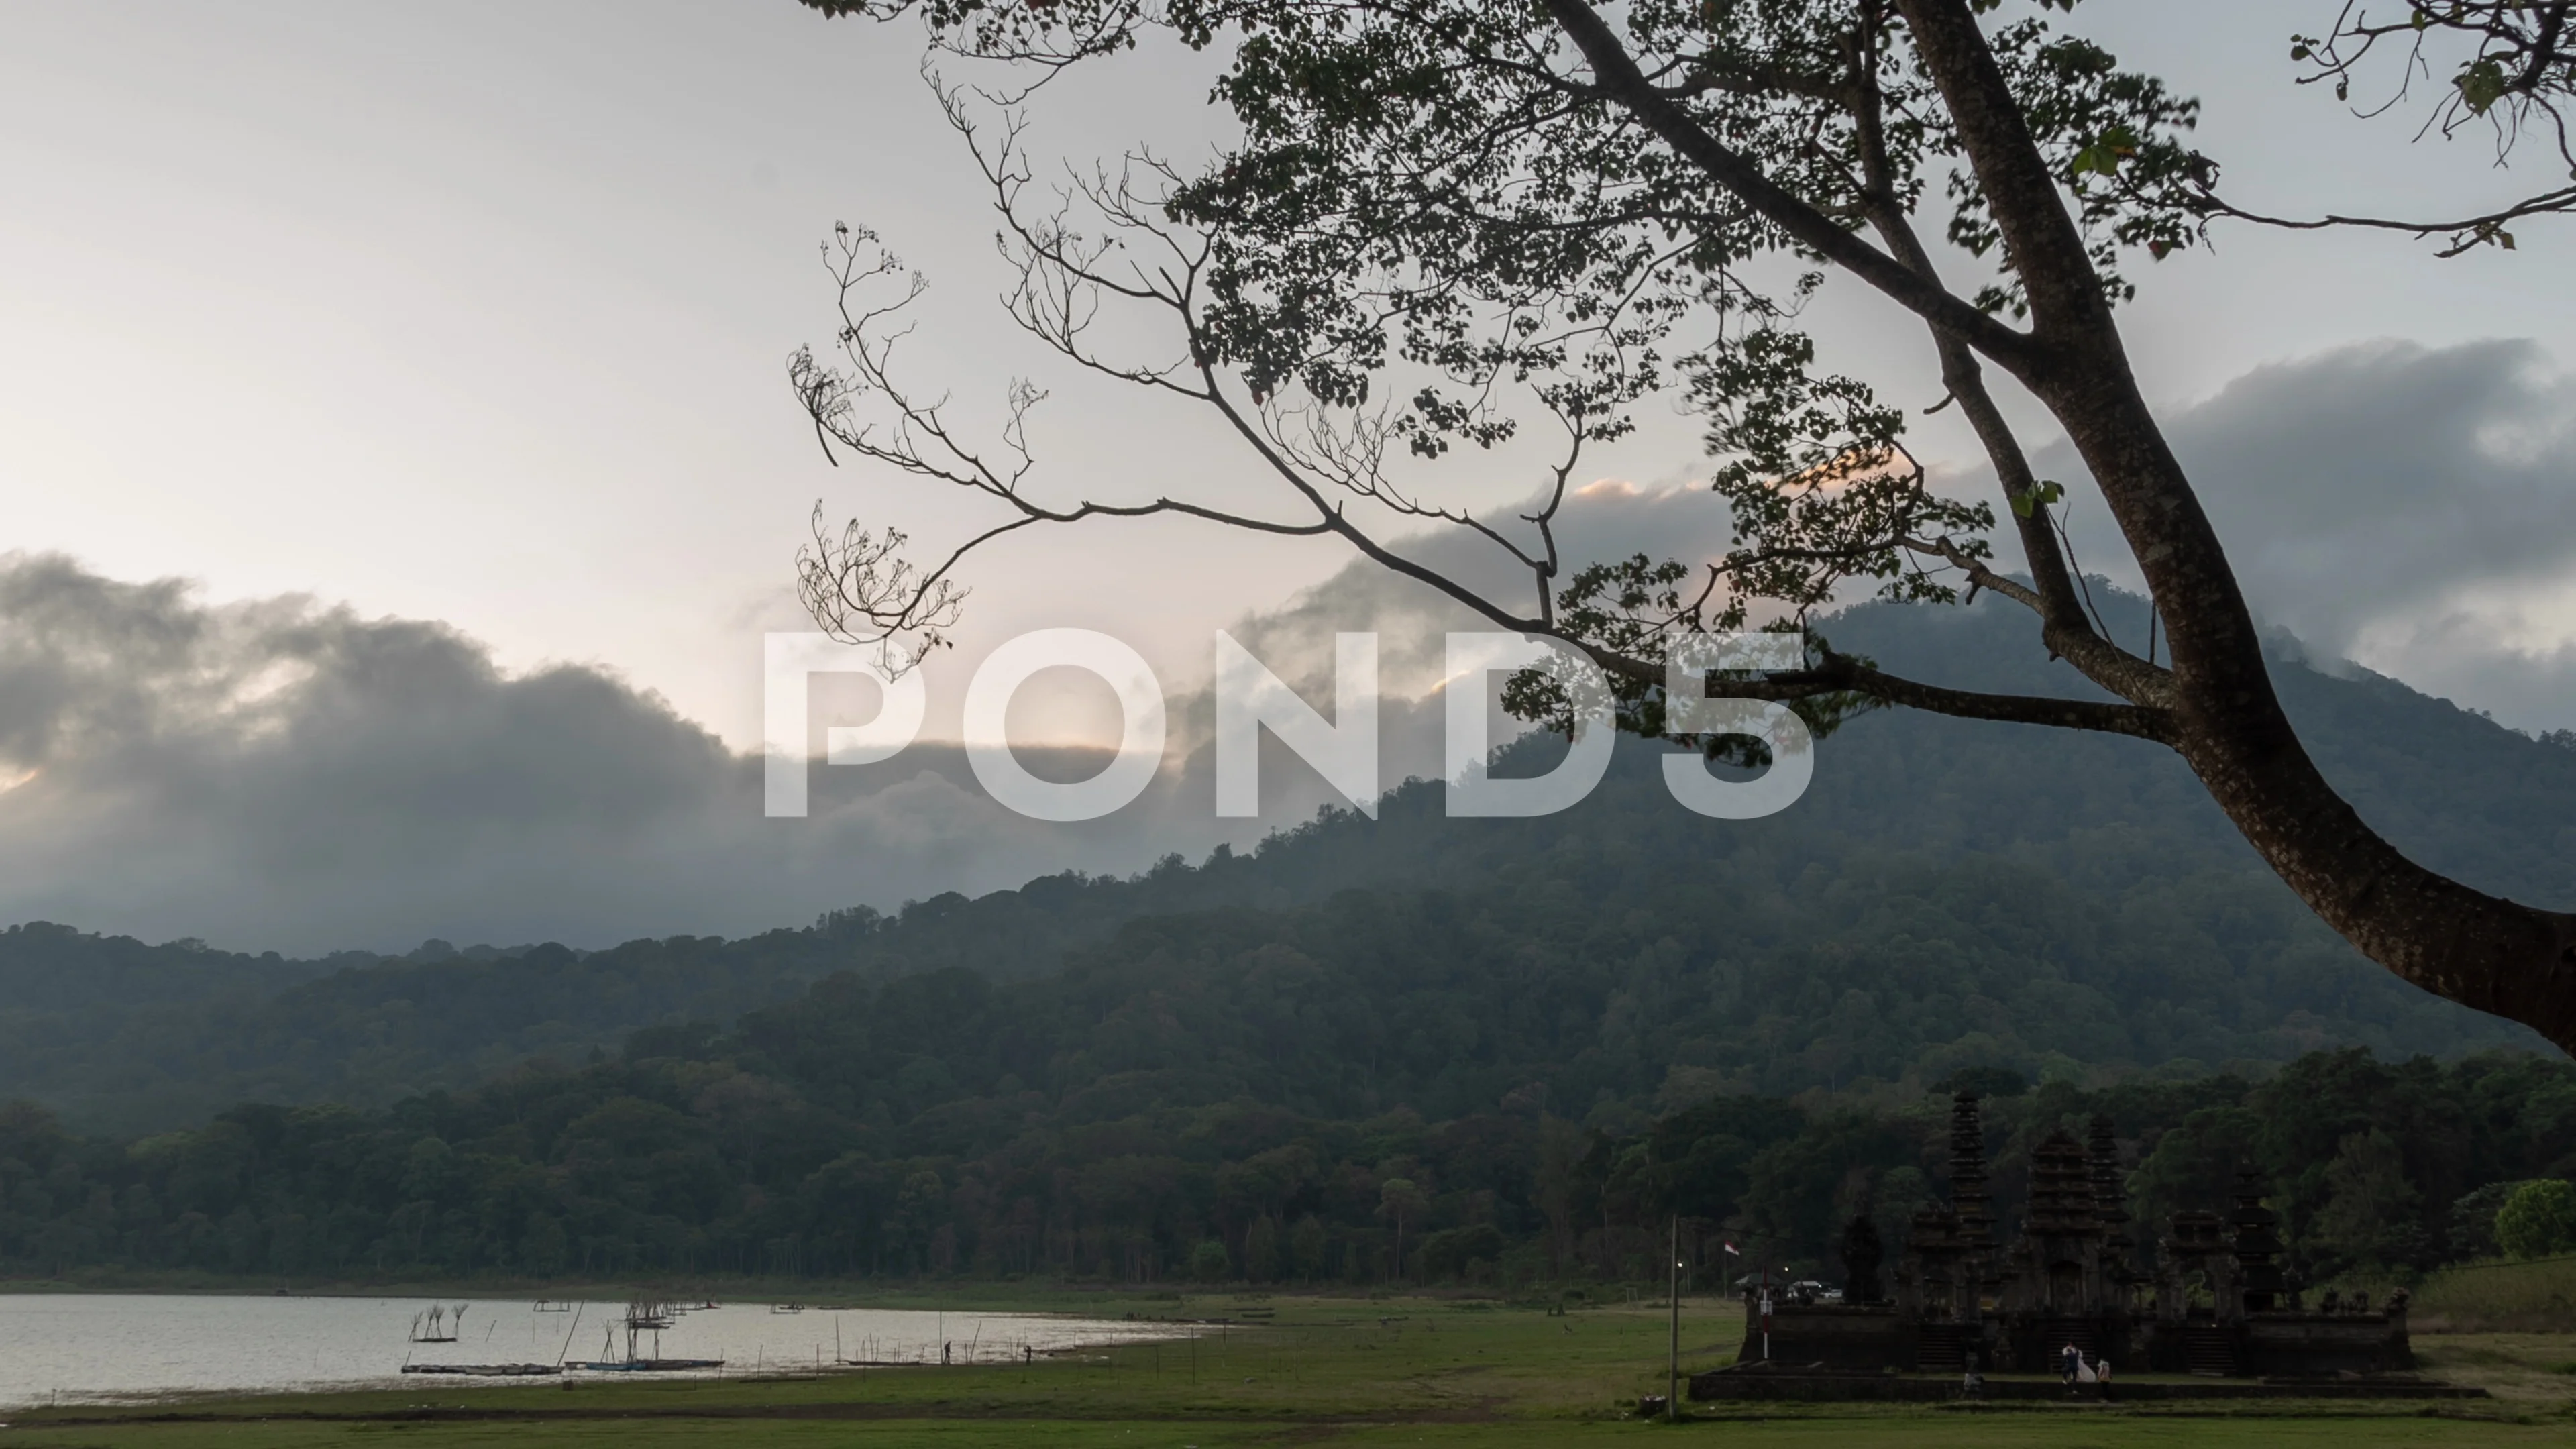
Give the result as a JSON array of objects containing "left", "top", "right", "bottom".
[
  {"left": 2496, "top": 1180, "right": 2576, "bottom": 1260},
  {"left": 1189, "top": 1238, "right": 1234, "bottom": 1283},
  {"left": 1413, "top": 1224, "right": 1508, "bottom": 1282}
]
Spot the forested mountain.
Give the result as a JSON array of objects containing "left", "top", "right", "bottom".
[
  {"left": 5, "top": 589, "right": 2576, "bottom": 1287},
  {"left": 0, "top": 855, "right": 1322, "bottom": 1134},
  {"left": 7, "top": 588, "right": 2571, "bottom": 1140}
]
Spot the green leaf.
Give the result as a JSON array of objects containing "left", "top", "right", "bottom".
[
  {"left": 2008, "top": 480, "right": 2065, "bottom": 519},
  {"left": 2457, "top": 58, "right": 2508, "bottom": 115}
]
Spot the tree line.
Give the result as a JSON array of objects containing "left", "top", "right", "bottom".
[{"left": 5, "top": 988, "right": 2569, "bottom": 1287}]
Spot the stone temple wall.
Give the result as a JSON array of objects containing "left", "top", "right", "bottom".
[
  {"left": 1725, "top": 1093, "right": 2412, "bottom": 1381},
  {"left": 1735, "top": 1304, "right": 1915, "bottom": 1371}
]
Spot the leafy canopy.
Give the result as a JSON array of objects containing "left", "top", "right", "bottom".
[
  {"left": 790, "top": 0, "right": 2213, "bottom": 705},
  {"left": 793, "top": 0, "right": 2570, "bottom": 736}
]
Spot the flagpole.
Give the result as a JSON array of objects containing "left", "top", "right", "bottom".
[
  {"left": 1721, "top": 1238, "right": 1741, "bottom": 1361},
  {"left": 1667, "top": 1214, "right": 1680, "bottom": 1422}
]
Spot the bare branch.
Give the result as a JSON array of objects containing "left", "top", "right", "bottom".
[{"left": 2186, "top": 182, "right": 2576, "bottom": 257}]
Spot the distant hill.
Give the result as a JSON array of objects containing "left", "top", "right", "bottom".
[
  {"left": 5, "top": 588, "right": 2569, "bottom": 1135},
  {"left": 0, "top": 843, "right": 1354, "bottom": 1135}
]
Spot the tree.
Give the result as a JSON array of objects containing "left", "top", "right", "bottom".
[
  {"left": 2495, "top": 1178, "right": 2576, "bottom": 1259},
  {"left": 1289, "top": 1212, "right": 1329, "bottom": 1281},
  {"left": 1379, "top": 1176, "right": 1430, "bottom": 1280},
  {"left": 2310, "top": 1128, "right": 2426, "bottom": 1272},
  {"left": 2445, "top": 1179, "right": 2530, "bottom": 1260},
  {"left": 1933, "top": 1067, "right": 2027, "bottom": 1101},
  {"left": 788, "top": 0, "right": 2576, "bottom": 1047},
  {"left": 1243, "top": 1212, "right": 1283, "bottom": 1281},
  {"left": 1190, "top": 1236, "right": 1236, "bottom": 1281},
  {"left": 1838, "top": 1212, "right": 1884, "bottom": 1303}
]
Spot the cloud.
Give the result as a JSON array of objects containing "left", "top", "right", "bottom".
[
  {"left": 1213, "top": 340, "right": 2576, "bottom": 755},
  {"left": 0, "top": 553, "right": 1253, "bottom": 953},
  {"left": 1219, "top": 475, "right": 1743, "bottom": 684},
  {"left": 2048, "top": 339, "right": 2576, "bottom": 731},
  {"left": 0, "top": 476, "right": 1746, "bottom": 954},
  {"left": 15, "top": 333, "right": 2565, "bottom": 957},
  {"left": 1187, "top": 476, "right": 1746, "bottom": 787}
]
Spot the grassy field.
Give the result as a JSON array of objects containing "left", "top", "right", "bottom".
[
  {"left": 1, "top": 1293, "right": 2570, "bottom": 1448},
  {"left": 2410, "top": 1256, "right": 2576, "bottom": 1334}
]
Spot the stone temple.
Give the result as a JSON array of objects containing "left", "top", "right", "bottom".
[{"left": 1734, "top": 1093, "right": 2412, "bottom": 1378}]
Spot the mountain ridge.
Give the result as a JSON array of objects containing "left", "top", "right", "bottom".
[{"left": 6, "top": 589, "right": 2569, "bottom": 1135}]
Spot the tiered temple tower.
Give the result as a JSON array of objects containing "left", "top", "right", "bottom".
[
  {"left": 2229, "top": 1167, "right": 2289, "bottom": 1313},
  {"left": 1728, "top": 1126, "right": 2411, "bottom": 1384},
  {"left": 2010, "top": 1132, "right": 2102, "bottom": 1309},
  {"left": 1947, "top": 1092, "right": 1996, "bottom": 1268},
  {"left": 2088, "top": 1115, "right": 2145, "bottom": 1308},
  {"left": 1888, "top": 1092, "right": 1999, "bottom": 1368}
]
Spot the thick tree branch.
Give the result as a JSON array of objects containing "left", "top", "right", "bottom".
[
  {"left": 793, "top": 0, "right": 2576, "bottom": 1051},
  {"left": 1839, "top": 10, "right": 2170, "bottom": 709},
  {"left": 1891, "top": 0, "right": 2122, "bottom": 352},
  {"left": 1178, "top": 306, "right": 2173, "bottom": 743},
  {"left": 1796, "top": 650, "right": 2171, "bottom": 741},
  {"left": 1537, "top": 0, "right": 2049, "bottom": 374},
  {"left": 1894, "top": 0, "right": 2576, "bottom": 1044}
]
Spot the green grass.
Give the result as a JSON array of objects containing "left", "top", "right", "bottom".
[
  {"left": 6, "top": 1424, "right": 2576, "bottom": 1449},
  {"left": 2411, "top": 1256, "right": 2576, "bottom": 1334},
  {"left": 4, "top": 1293, "right": 2571, "bottom": 1448}
]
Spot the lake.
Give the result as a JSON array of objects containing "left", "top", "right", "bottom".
[{"left": 0, "top": 1294, "right": 1167, "bottom": 1409}]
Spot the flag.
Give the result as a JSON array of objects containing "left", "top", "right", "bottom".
[{"left": 1723, "top": 1242, "right": 1739, "bottom": 1256}]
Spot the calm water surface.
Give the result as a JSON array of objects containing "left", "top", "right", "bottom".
[{"left": 0, "top": 1295, "right": 1166, "bottom": 1409}]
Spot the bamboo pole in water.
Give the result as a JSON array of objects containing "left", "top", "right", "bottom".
[{"left": 553, "top": 1303, "right": 585, "bottom": 1368}]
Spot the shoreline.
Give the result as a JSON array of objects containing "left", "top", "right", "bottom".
[
  {"left": 0, "top": 1276, "right": 1484, "bottom": 1318},
  {"left": 1, "top": 1295, "right": 2563, "bottom": 1446},
  {"left": 0, "top": 1276, "right": 1278, "bottom": 1307},
  {"left": 0, "top": 1293, "right": 1197, "bottom": 1416}
]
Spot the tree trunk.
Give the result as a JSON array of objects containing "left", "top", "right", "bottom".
[{"left": 1892, "top": 0, "right": 2576, "bottom": 1051}]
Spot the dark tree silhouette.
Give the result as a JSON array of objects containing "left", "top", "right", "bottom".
[
  {"left": 1840, "top": 1213, "right": 1886, "bottom": 1305},
  {"left": 787, "top": 1, "right": 2576, "bottom": 1047}
]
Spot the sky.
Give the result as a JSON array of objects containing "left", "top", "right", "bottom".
[{"left": 1, "top": 1, "right": 2573, "bottom": 952}]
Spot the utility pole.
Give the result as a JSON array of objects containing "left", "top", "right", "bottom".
[{"left": 1667, "top": 1214, "right": 1681, "bottom": 1422}]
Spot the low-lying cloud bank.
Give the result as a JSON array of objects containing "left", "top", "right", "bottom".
[
  {"left": 2, "top": 341, "right": 2569, "bottom": 952},
  {"left": 0, "top": 549, "right": 1562, "bottom": 955},
  {"left": 0, "top": 482, "right": 1746, "bottom": 955},
  {"left": 0, "top": 556, "right": 1188, "bottom": 953},
  {"left": 2053, "top": 338, "right": 2576, "bottom": 732}
]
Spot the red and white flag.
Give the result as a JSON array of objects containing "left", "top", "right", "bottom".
[{"left": 1723, "top": 1242, "right": 1740, "bottom": 1256}]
